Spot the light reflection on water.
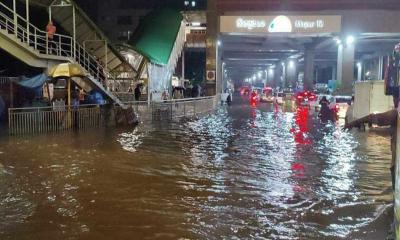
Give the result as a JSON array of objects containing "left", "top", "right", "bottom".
[{"left": 0, "top": 99, "right": 393, "bottom": 239}]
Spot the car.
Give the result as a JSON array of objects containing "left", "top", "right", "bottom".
[
  {"left": 251, "top": 87, "right": 263, "bottom": 102},
  {"left": 295, "top": 90, "right": 317, "bottom": 106},
  {"left": 274, "top": 92, "right": 284, "bottom": 105},
  {"left": 330, "top": 96, "right": 352, "bottom": 119},
  {"left": 310, "top": 94, "right": 332, "bottom": 111},
  {"left": 312, "top": 95, "right": 351, "bottom": 119},
  {"left": 261, "top": 87, "right": 274, "bottom": 102},
  {"left": 240, "top": 86, "right": 250, "bottom": 96}
]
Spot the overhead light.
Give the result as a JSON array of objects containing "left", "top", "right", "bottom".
[
  {"left": 288, "top": 60, "right": 295, "bottom": 68},
  {"left": 346, "top": 35, "right": 355, "bottom": 45},
  {"left": 258, "top": 72, "right": 262, "bottom": 78},
  {"left": 191, "top": 22, "right": 201, "bottom": 27},
  {"left": 334, "top": 37, "right": 341, "bottom": 45}
]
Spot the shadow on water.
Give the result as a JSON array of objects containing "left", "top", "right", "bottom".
[{"left": 0, "top": 98, "right": 393, "bottom": 239}]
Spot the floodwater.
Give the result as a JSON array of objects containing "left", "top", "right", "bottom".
[{"left": 0, "top": 96, "right": 394, "bottom": 240}]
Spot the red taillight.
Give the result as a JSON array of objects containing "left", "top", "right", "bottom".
[{"left": 297, "top": 95, "right": 303, "bottom": 99}]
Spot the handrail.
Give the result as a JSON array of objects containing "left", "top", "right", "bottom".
[
  {"left": 9, "top": 104, "right": 101, "bottom": 111},
  {"left": 155, "top": 96, "right": 215, "bottom": 103},
  {"left": 0, "top": 2, "right": 115, "bottom": 87},
  {"left": 0, "top": 2, "right": 132, "bottom": 107}
]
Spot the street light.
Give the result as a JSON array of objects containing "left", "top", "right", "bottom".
[{"left": 346, "top": 35, "right": 355, "bottom": 45}]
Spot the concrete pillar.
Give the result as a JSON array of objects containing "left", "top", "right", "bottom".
[
  {"left": 181, "top": 48, "right": 185, "bottom": 80},
  {"left": 337, "top": 43, "right": 355, "bottom": 95},
  {"left": 304, "top": 48, "right": 314, "bottom": 90},
  {"left": 357, "top": 61, "right": 362, "bottom": 81},
  {"left": 378, "top": 56, "right": 384, "bottom": 80},
  {"left": 331, "top": 65, "right": 337, "bottom": 81},
  {"left": 281, "top": 62, "right": 286, "bottom": 88},
  {"left": 206, "top": 0, "right": 217, "bottom": 96},
  {"left": 286, "top": 60, "right": 297, "bottom": 89}
]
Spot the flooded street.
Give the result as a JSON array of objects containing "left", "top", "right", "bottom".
[{"left": 0, "top": 97, "right": 393, "bottom": 239}]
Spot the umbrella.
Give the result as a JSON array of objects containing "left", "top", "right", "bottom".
[{"left": 48, "top": 63, "right": 86, "bottom": 78}]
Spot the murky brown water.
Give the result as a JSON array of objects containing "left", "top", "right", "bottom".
[{"left": 0, "top": 97, "right": 393, "bottom": 239}]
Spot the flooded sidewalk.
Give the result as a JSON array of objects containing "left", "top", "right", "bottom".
[{"left": 0, "top": 98, "right": 394, "bottom": 239}]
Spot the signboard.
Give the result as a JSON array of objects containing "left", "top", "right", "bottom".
[
  {"left": 220, "top": 15, "right": 341, "bottom": 34},
  {"left": 206, "top": 70, "right": 216, "bottom": 81}
]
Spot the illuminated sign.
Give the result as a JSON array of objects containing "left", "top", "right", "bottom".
[
  {"left": 222, "top": 15, "right": 341, "bottom": 34},
  {"left": 268, "top": 16, "right": 292, "bottom": 33},
  {"left": 236, "top": 18, "right": 266, "bottom": 30}
]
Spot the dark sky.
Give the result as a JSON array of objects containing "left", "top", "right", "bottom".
[{"left": 76, "top": 0, "right": 206, "bottom": 22}]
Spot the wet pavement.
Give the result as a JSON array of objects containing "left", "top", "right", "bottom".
[{"left": 0, "top": 96, "right": 394, "bottom": 239}]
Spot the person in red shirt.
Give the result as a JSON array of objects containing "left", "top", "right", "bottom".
[
  {"left": 46, "top": 21, "right": 56, "bottom": 53},
  {"left": 46, "top": 21, "right": 56, "bottom": 40}
]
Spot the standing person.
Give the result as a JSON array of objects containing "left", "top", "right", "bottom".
[
  {"left": 134, "top": 84, "right": 141, "bottom": 101},
  {"left": 345, "top": 96, "right": 355, "bottom": 126},
  {"left": 78, "top": 88, "right": 86, "bottom": 104},
  {"left": 46, "top": 21, "right": 56, "bottom": 54},
  {"left": 318, "top": 96, "right": 333, "bottom": 122}
]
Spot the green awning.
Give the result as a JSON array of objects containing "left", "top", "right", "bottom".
[{"left": 129, "top": 9, "right": 183, "bottom": 65}]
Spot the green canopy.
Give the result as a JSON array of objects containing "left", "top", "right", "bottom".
[{"left": 130, "top": 9, "right": 183, "bottom": 65}]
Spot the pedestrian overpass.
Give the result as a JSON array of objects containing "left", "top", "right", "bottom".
[{"left": 0, "top": 0, "right": 133, "bottom": 107}]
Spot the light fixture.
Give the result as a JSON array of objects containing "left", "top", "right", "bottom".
[
  {"left": 217, "top": 40, "right": 221, "bottom": 46},
  {"left": 258, "top": 72, "right": 262, "bottom": 78},
  {"left": 288, "top": 60, "right": 295, "bottom": 68},
  {"left": 191, "top": 22, "right": 201, "bottom": 27},
  {"left": 334, "top": 37, "right": 342, "bottom": 45},
  {"left": 346, "top": 35, "right": 355, "bottom": 45}
]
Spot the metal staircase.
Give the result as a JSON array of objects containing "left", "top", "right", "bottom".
[{"left": 0, "top": 2, "right": 127, "bottom": 108}]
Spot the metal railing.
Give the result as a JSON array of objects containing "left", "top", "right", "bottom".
[
  {"left": 123, "top": 96, "right": 218, "bottom": 122},
  {"left": 0, "top": 2, "right": 126, "bottom": 96},
  {"left": 8, "top": 104, "right": 103, "bottom": 135},
  {"left": 0, "top": 76, "right": 17, "bottom": 86}
]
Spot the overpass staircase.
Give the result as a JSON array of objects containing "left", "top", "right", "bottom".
[{"left": 0, "top": 2, "right": 127, "bottom": 108}]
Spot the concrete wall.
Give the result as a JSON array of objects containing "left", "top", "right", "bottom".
[{"left": 353, "top": 80, "right": 393, "bottom": 119}]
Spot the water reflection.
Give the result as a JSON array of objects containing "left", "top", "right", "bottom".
[{"left": 0, "top": 99, "right": 393, "bottom": 239}]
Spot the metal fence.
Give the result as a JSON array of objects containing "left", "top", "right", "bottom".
[
  {"left": 7, "top": 96, "right": 218, "bottom": 135},
  {"left": 123, "top": 96, "right": 218, "bottom": 122},
  {"left": 0, "top": 76, "right": 16, "bottom": 86},
  {"left": 8, "top": 104, "right": 103, "bottom": 135}
]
